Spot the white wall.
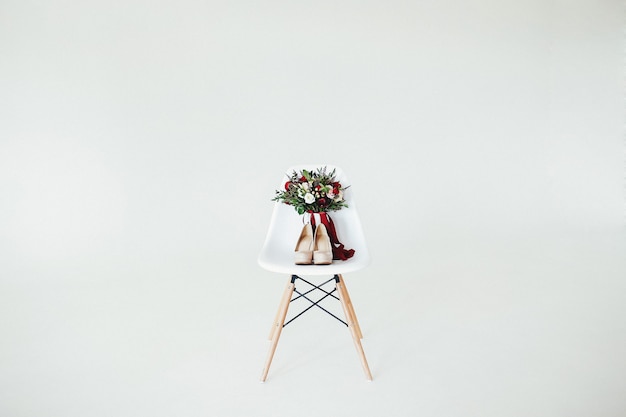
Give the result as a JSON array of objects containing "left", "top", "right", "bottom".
[{"left": 1, "top": 1, "right": 623, "bottom": 273}]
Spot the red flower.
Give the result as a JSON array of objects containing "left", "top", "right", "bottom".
[
  {"left": 284, "top": 181, "right": 291, "bottom": 190},
  {"left": 332, "top": 182, "right": 341, "bottom": 188},
  {"left": 317, "top": 197, "right": 327, "bottom": 206},
  {"left": 299, "top": 176, "right": 307, "bottom": 182}
]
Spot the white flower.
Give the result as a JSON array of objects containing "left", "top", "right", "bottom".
[
  {"left": 304, "top": 193, "right": 315, "bottom": 204},
  {"left": 333, "top": 190, "right": 343, "bottom": 202},
  {"left": 301, "top": 182, "right": 310, "bottom": 190},
  {"left": 327, "top": 189, "right": 336, "bottom": 199}
]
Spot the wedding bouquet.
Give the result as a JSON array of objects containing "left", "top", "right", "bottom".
[{"left": 272, "top": 167, "right": 349, "bottom": 215}]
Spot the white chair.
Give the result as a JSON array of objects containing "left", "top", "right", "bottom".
[{"left": 258, "top": 164, "right": 373, "bottom": 382}]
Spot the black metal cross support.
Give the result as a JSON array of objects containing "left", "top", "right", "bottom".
[{"left": 282, "top": 274, "right": 348, "bottom": 328}]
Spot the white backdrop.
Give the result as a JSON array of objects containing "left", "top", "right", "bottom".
[{"left": 1, "top": 1, "right": 624, "bottom": 416}]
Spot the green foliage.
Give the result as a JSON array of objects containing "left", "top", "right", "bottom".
[{"left": 272, "top": 166, "right": 349, "bottom": 213}]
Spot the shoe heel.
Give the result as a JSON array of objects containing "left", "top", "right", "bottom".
[
  {"left": 294, "top": 223, "right": 313, "bottom": 264},
  {"left": 313, "top": 223, "right": 333, "bottom": 265}
]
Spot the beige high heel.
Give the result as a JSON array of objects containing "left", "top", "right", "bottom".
[
  {"left": 313, "top": 223, "right": 333, "bottom": 265},
  {"left": 294, "top": 223, "right": 314, "bottom": 264}
]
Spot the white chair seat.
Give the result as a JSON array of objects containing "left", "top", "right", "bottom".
[{"left": 258, "top": 165, "right": 370, "bottom": 276}]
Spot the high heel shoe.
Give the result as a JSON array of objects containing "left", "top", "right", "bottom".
[
  {"left": 294, "top": 223, "right": 314, "bottom": 264},
  {"left": 313, "top": 223, "right": 333, "bottom": 265}
]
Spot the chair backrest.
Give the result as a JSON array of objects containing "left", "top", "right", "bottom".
[{"left": 258, "top": 165, "right": 370, "bottom": 275}]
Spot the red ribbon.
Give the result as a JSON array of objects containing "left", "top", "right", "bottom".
[{"left": 309, "top": 212, "right": 355, "bottom": 261}]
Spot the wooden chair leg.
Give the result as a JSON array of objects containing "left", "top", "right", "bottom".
[
  {"left": 260, "top": 280, "right": 295, "bottom": 382},
  {"left": 337, "top": 274, "right": 363, "bottom": 339},
  {"left": 336, "top": 279, "right": 373, "bottom": 381},
  {"left": 268, "top": 289, "right": 288, "bottom": 340}
]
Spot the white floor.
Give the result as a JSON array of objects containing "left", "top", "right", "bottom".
[{"left": 1, "top": 225, "right": 624, "bottom": 417}]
